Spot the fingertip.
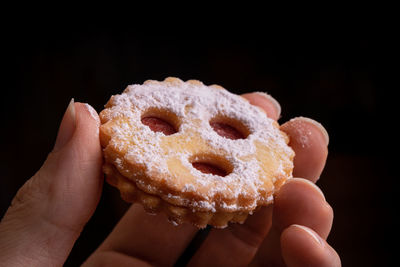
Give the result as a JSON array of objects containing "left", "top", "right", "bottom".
[
  {"left": 280, "top": 117, "right": 329, "bottom": 182},
  {"left": 293, "top": 117, "right": 329, "bottom": 145},
  {"left": 74, "top": 102, "right": 100, "bottom": 128},
  {"left": 241, "top": 92, "right": 281, "bottom": 120},
  {"left": 274, "top": 178, "right": 333, "bottom": 239},
  {"left": 281, "top": 225, "right": 341, "bottom": 267},
  {"left": 281, "top": 117, "right": 329, "bottom": 147},
  {"left": 284, "top": 178, "right": 326, "bottom": 201},
  {"left": 82, "top": 103, "right": 101, "bottom": 126},
  {"left": 72, "top": 103, "right": 101, "bottom": 152}
]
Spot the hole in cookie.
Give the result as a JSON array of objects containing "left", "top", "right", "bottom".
[
  {"left": 190, "top": 154, "right": 233, "bottom": 177},
  {"left": 141, "top": 117, "right": 176, "bottom": 135},
  {"left": 210, "top": 115, "right": 250, "bottom": 140},
  {"left": 192, "top": 162, "right": 228, "bottom": 176},
  {"left": 141, "top": 108, "right": 180, "bottom": 135}
]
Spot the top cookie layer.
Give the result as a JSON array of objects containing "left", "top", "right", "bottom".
[{"left": 100, "top": 77, "right": 294, "bottom": 212}]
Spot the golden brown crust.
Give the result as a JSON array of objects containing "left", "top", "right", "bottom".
[{"left": 104, "top": 163, "right": 250, "bottom": 228}]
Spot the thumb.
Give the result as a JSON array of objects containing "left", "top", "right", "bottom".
[{"left": 0, "top": 99, "right": 103, "bottom": 266}]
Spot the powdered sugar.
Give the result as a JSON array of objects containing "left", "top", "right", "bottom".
[
  {"left": 101, "top": 78, "right": 294, "bottom": 212},
  {"left": 85, "top": 103, "right": 100, "bottom": 125},
  {"left": 85, "top": 103, "right": 100, "bottom": 136}
]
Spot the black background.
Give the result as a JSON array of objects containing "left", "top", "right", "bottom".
[{"left": 1, "top": 22, "right": 396, "bottom": 266}]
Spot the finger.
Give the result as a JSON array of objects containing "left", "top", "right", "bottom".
[
  {"left": 88, "top": 204, "right": 198, "bottom": 266},
  {"left": 274, "top": 178, "right": 333, "bottom": 238},
  {"left": 281, "top": 117, "right": 329, "bottom": 182},
  {"left": 83, "top": 251, "right": 152, "bottom": 267},
  {"left": 0, "top": 100, "right": 103, "bottom": 266},
  {"left": 251, "top": 178, "right": 333, "bottom": 266},
  {"left": 241, "top": 92, "right": 281, "bottom": 120},
  {"left": 187, "top": 206, "right": 273, "bottom": 266},
  {"left": 281, "top": 225, "right": 341, "bottom": 267}
]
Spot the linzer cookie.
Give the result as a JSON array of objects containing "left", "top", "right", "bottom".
[{"left": 99, "top": 77, "right": 295, "bottom": 228}]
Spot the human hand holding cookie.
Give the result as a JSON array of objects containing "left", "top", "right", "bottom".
[{"left": 0, "top": 78, "right": 340, "bottom": 266}]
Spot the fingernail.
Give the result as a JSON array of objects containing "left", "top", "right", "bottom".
[
  {"left": 84, "top": 103, "right": 100, "bottom": 137},
  {"left": 84, "top": 103, "right": 100, "bottom": 126},
  {"left": 292, "top": 224, "right": 324, "bottom": 246},
  {"left": 295, "top": 117, "right": 329, "bottom": 146},
  {"left": 53, "top": 98, "right": 76, "bottom": 152},
  {"left": 253, "top": 92, "right": 281, "bottom": 119}
]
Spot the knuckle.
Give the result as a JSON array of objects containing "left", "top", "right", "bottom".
[
  {"left": 12, "top": 179, "right": 36, "bottom": 208},
  {"left": 10, "top": 173, "right": 47, "bottom": 210}
]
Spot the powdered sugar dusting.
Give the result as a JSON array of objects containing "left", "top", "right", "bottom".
[
  {"left": 85, "top": 103, "right": 100, "bottom": 125},
  {"left": 101, "top": 78, "right": 294, "bottom": 212},
  {"left": 85, "top": 103, "right": 100, "bottom": 137}
]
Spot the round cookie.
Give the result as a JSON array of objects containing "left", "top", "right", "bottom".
[{"left": 99, "top": 77, "right": 294, "bottom": 228}]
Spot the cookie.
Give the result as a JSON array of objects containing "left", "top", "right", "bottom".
[{"left": 99, "top": 77, "right": 294, "bottom": 228}]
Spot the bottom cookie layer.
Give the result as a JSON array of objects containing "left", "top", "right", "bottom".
[{"left": 103, "top": 163, "right": 254, "bottom": 228}]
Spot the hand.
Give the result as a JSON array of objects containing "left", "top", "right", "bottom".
[{"left": 0, "top": 94, "right": 341, "bottom": 267}]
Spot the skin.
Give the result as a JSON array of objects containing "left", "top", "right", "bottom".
[{"left": 0, "top": 94, "right": 341, "bottom": 267}]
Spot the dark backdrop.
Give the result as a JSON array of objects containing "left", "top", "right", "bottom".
[{"left": 1, "top": 25, "right": 395, "bottom": 266}]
